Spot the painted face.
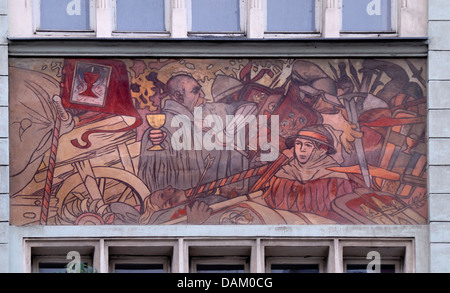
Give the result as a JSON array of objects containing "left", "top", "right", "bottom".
[
  {"left": 179, "top": 77, "right": 206, "bottom": 112},
  {"left": 294, "top": 138, "right": 316, "bottom": 164},
  {"left": 150, "top": 185, "right": 187, "bottom": 210}
]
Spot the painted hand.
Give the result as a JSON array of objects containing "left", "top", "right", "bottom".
[
  {"left": 339, "top": 122, "right": 363, "bottom": 154},
  {"left": 149, "top": 129, "right": 167, "bottom": 146},
  {"left": 186, "top": 201, "right": 213, "bottom": 224},
  {"left": 322, "top": 111, "right": 363, "bottom": 154}
]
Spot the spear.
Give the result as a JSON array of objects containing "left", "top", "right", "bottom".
[
  {"left": 405, "top": 60, "right": 426, "bottom": 87},
  {"left": 185, "top": 163, "right": 270, "bottom": 198},
  {"left": 184, "top": 151, "right": 290, "bottom": 198},
  {"left": 348, "top": 59, "right": 361, "bottom": 92},
  {"left": 189, "top": 155, "right": 215, "bottom": 205},
  {"left": 40, "top": 95, "right": 70, "bottom": 225}
]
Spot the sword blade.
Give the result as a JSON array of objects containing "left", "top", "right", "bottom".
[{"left": 343, "top": 97, "right": 372, "bottom": 188}]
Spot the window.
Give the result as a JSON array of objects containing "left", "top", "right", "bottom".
[
  {"left": 268, "top": 259, "right": 321, "bottom": 273},
  {"left": 114, "top": 0, "right": 168, "bottom": 33},
  {"left": 107, "top": 242, "right": 174, "bottom": 273},
  {"left": 342, "top": 0, "right": 394, "bottom": 33},
  {"left": 342, "top": 241, "right": 408, "bottom": 273},
  {"left": 265, "top": 0, "right": 317, "bottom": 33},
  {"left": 345, "top": 263, "right": 397, "bottom": 273},
  {"left": 30, "top": 242, "right": 96, "bottom": 273},
  {"left": 10, "top": 0, "right": 427, "bottom": 38},
  {"left": 36, "top": 0, "right": 95, "bottom": 32},
  {"left": 25, "top": 237, "right": 414, "bottom": 273},
  {"left": 188, "top": 0, "right": 246, "bottom": 35},
  {"left": 187, "top": 241, "right": 252, "bottom": 273},
  {"left": 193, "top": 260, "right": 248, "bottom": 273},
  {"left": 111, "top": 259, "right": 168, "bottom": 273},
  {"left": 35, "top": 257, "right": 96, "bottom": 273},
  {"left": 37, "top": 262, "right": 71, "bottom": 274},
  {"left": 263, "top": 240, "right": 329, "bottom": 273}
]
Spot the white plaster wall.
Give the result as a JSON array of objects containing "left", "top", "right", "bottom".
[
  {"left": 398, "top": 0, "right": 428, "bottom": 37},
  {"left": 0, "top": 0, "right": 8, "bottom": 274},
  {"left": 428, "top": 0, "right": 450, "bottom": 273},
  {"left": 8, "top": 225, "right": 430, "bottom": 273}
]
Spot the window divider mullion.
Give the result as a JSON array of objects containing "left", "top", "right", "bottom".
[{"left": 322, "top": 0, "right": 341, "bottom": 38}]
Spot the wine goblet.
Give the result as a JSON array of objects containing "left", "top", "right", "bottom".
[{"left": 146, "top": 114, "right": 166, "bottom": 151}]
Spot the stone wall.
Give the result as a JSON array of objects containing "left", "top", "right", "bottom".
[
  {"left": 428, "top": 0, "right": 450, "bottom": 273},
  {"left": 0, "top": 0, "right": 9, "bottom": 273}
]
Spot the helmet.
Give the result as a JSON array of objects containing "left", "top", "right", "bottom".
[{"left": 211, "top": 75, "right": 244, "bottom": 102}]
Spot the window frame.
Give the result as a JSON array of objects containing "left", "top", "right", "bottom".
[
  {"left": 109, "top": 256, "right": 171, "bottom": 273},
  {"left": 185, "top": 239, "right": 254, "bottom": 273},
  {"left": 186, "top": 0, "right": 247, "bottom": 37},
  {"left": 23, "top": 237, "right": 416, "bottom": 273},
  {"left": 111, "top": 0, "right": 171, "bottom": 37},
  {"left": 340, "top": 0, "right": 398, "bottom": 37},
  {"left": 263, "top": 0, "right": 322, "bottom": 38},
  {"left": 106, "top": 239, "right": 177, "bottom": 273},
  {"left": 190, "top": 256, "right": 250, "bottom": 273},
  {"left": 8, "top": 0, "right": 427, "bottom": 38},
  {"left": 265, "top": 256, "right": 325, "bottom": 273},
  {"left": 344, "top": 258, "right": 402, "bottom": 273},
  {"left": 28, "top": 239, "right": 98, "bottom": 273},
  {"left": 33, "top": 255, "right": 95, "bottom": 273},
  {"left": 32, "top": 0, "right": 97, "bottom": 36},
  {"left": 339, "top": 238, "right": 413, "bottom": 273},
  {"left": 261, "top": 239, "right": 331, "bottom": 273}
]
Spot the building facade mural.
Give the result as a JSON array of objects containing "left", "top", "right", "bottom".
[{"left": 9, "top": 57, "right": 427, "bottom": 226}]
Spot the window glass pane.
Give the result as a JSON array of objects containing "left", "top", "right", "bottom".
[
  {"left": 38, "top": 263, "right": 68, "bottom": 273},
  {"left": 342, "top": 0, "right": 392, "bottom": 32},
  {"left": 191, "top": 0, "right": 241, "bottom": 32},
  {"left": 380, "top": 265, "right": 397, "bottom": 273},
  {"left": 266, "top": 0, "right": 315, "bottom": 32},
  {"left": 40, "top": 0, "right": 91, "bottom": 31},
  {"left": 116, "top": 0, "right": 165, "bottom": 32},
  {"left": 114, "top": 263, "right": 165, "bottom": 273},
  {"left": 196, "top": 264, "right": 245, "bottom": 273},
  {"left": 271, "top": 264, "right": 320, "bottom": 273},
  {"left": 346, "top": 264, "right": 397, "bottom": 273}
]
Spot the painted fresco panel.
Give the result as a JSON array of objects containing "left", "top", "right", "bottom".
[{"left": 9, "top": 58, "right": 428, "bottom": 226}]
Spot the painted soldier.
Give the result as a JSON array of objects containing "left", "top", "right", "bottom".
[{"left": 263, "top": 125, "right": 354, "bottom": 222}]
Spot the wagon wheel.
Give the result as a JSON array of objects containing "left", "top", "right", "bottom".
[{"left": 55, "top": 167, "right": 151, "bottom": 224}]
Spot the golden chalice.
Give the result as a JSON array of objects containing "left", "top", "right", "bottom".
[{"left": 146, "top": 113, "right": 166, "bottom": 151}]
